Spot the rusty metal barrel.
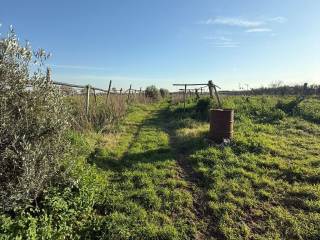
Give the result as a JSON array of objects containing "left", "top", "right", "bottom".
[{"left": 209, "top": 109, "right": 234, "bottom": 143}]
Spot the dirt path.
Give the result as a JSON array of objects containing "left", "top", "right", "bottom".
[
  {"left": 160, "top": 106, "right": 217, "bottom": 240},
  {"left": 90, "top": 103, "right": 216, "bottom": 239},
  {"left": 168, "top": 137, "right": 217, "bottom": 240},
  {"left": 123, "top": 104, "right": 217, "bottom": 239}
]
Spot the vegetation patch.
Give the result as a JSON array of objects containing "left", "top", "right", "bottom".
[{"left": 171, "top": 96, "right": 320, "bottom": 239}]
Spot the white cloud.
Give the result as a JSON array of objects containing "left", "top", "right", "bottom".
[
  {"left": 50, "top": 64, "right": 111, "bottom": 71},
  {"left": 205, "top": 35, "right": 239, "bottom": 48},
  {"left": 246, "top": 28, "right": 272, "bottom": 33},
  {"left": 213, "top": 42, "right": 239, "bottom": 48},
  {"left": 201, "top": 16, "right": 287, "bottom": 47},
  {"left": 202, "top": 17, "right": 264, "bottom": 28},
  {"left": 200, "top": 16, "right": 287, "bottom": 28},
  {"left": 204, "top": 36, "right": 232, "bottom": 41},
  {"left": 268, "top": 16, "right": 287, "bottom": 23}
]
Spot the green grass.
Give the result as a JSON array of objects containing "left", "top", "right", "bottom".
[
  {"left": 170, "top": 96, "right": 320, "bottom": 239},
  {"left": 0, "top": 103, "right": 198, "bottom": 239},
  {"left": 1, "top": 96, "right": 320, "bottom": 239}
]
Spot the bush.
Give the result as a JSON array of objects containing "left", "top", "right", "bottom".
[
  {"left": 145, "top": 85, "right": 160, "bottom": 100},
  {"left": 195, "top": 97, "right": 214, "bottom": 119},
  {"left": 160, "top": 88, "right": 169, "bottom": 98},
  {"left": 0, "top": 29, "right": 70, "bottom": 211},
  {"left": 276, "top": 97, "right": 303, "bottom": 114}
]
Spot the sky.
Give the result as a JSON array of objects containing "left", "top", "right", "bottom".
[{"left": 1, "top": 0, "right": 320, "bottom": 91}]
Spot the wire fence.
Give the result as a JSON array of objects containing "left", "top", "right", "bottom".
[
  {"left": 172, "top": 80, "right": 222, "bottom": 110},
  {"left": 39, "top": 69, "right": 146, "bottom": 116}
]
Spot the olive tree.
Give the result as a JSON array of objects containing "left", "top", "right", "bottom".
[
  {"left": 0, "top": 29, "right": 70, "bottom": 210},
  {"left": 159, "top": 88, "right": 169, "bottom": 98},
  {"left": 145, "top": 85, "right": 160, "bottom": 100}
]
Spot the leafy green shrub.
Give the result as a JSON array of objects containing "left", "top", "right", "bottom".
[
  {"left": 145, "top": 85, "right": 160, "bottom": 100},
  {"left": 297, "top": 98, "right": 320, "bottom": 123},
  {"left": 280, "top": 97, "right": 320, "bottom": 124},
  {"left": 226, "top": 96, "right": 286, "bottom": 123},
  {"left": 160, "top": 88, "right": 169, "bottom": 98},
  {"left": 195, "top": 97, "right": 214, "bottom": 119},
  {"left": 0, "top": 29, "right": 70, "bottom": 210},
  {"left": 276, "top": 97, "right": 303, "bottom": 114}
]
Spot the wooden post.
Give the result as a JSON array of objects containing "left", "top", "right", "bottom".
[
  {"left": 46, "top": 68, "right": 51, "bottom": 82},
  {"left": 85, "top": 85, "right": 90, "bottom": 116},
  {"left": 93, "top": 88, "right": 97, "bottom": 107},
  {"left": 213, "top": 85, "right": 222, "bottom": 108},
  {"left": 120, "top": 88, "right": 123, "bottom": 95},
  {"left": 139, "top": 87, "right": 142, "bottom": 96},
  {"left": 208, "top": 80, "right": 214, "bottom": 99},
  {"left": 184, "top": 84, "right": 187, "bottom": 111},
  {"left": 106, "top": 80, "right": 112, "bottom": 104},
  {"left": 127, "top": 84, "right": 132, "bottom": 100},
  {"left": 195, "top": 89, "right": 200, "bottom": 99}
]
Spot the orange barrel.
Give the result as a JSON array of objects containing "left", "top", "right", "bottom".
[{"left": 209, "top": 109, "right": 234, "bottom": 143}]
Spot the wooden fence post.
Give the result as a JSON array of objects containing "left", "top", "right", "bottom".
[
  {"left": 213, "top": 85, "right": 222, "bottom": 108},
  {"left": 195, "top": 89, "right": 200, "bottom": 99},
  {"left": 85, "top": 85, "right": 90, "bottom": 116},
  {"left": 208, "top": 80, "right": 214, "bottom": 99},
  {"left": 46, "top": 68, "right": 51, "bottom": 82},
  {"left": 106, "top": 80, "right": 112, "bottom": 104},
  {"left": 127, "top": 84, "right": 132, "bottom": 101},
  {"left": 120, "top": 88, "right": 123, "bottom": 95},
  {"left": 184, "top": 84, "right": 187, "bottom": 111},
  {"left": 93, "top": 88, "right": 97, "bottom": 107}
]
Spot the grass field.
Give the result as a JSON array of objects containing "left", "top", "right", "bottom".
[{"left": 1, "top": 96, "right": 320, "bottom": 239}]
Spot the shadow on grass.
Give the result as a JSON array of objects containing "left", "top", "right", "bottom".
[
  {"left": 87, "top": 104, "right": 209, "bottom": 173},
  {"left": 88, "top": 147, "right": 173, "bottom": 172}
]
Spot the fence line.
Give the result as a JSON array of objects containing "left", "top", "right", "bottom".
[
  {"left": 37, "top": 69, "right": 145, "bottom": 116},
  {"left": 173, "top": 80, "right": 222, "bottom": 110}
]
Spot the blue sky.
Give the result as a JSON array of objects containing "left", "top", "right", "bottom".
[{"left": 1, "top": 0, "right": 320, "bottom": 91}]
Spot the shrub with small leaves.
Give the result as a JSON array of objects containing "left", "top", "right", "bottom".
[
  {"left": 145, "top": 85, "right": 160, "bottom": 100},
  {"left": 159, "top": 88, "right": 169, "bottom": 98},
  {"left": 0, "top": 29, "right": 70, "bottom": 211},
  {"left": 195, "top": 97, "right": 216, "bottom": 120}
]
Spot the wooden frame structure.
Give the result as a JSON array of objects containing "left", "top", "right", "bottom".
[{"left": 173, "top": 80, "right": 222, "bottom": 110}]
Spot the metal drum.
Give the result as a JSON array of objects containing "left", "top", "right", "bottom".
[{"left": 209, "top": 109, "right": 234, "bottom": 143}]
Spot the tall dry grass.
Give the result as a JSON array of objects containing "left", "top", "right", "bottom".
[{"left": 64, "top": 90, "right": 152, "bottom": 132}]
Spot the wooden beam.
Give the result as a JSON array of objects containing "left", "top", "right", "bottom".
[
  {"left": 213, "top": 85, "right": 222, "bottom": 108},
  {"left": 184, "top": 84, "right": 187, "bottom": 111},
  {"left": 127, "top": 84, "right": 132, "bottom": 100},
  {"left": 85, "top": 85, "right": 90, "bottom": 116},
  {"left": 208, "top": 80, "right": 214, "bottom": 99},
  {"left": 173, "top": 83, "right": 207, "bottom": 86},
  {"left": 106, "top": 80, "right": 112, "bottom": 104},
  {"left": 173, "top": 82, "right": 221, "bottom": 89}
]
